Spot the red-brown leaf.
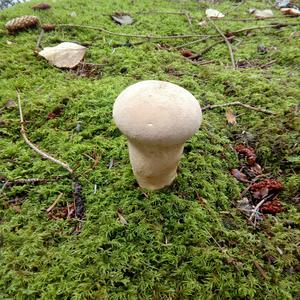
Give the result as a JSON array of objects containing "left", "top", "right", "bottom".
[{"left": 231, "top": 169, "right": 250, "bottom": 183}]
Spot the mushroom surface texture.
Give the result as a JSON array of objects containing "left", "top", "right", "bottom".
[{"left": 113, "top": 80, "right": 202, "bottom": 190}]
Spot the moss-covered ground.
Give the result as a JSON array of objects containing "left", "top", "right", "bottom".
[{"left": 0, "top": 0, "right": 300, "bottom": 299}]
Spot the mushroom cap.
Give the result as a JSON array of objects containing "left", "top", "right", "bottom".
[{"left": 113, "top": 80, "right": 202, "bottom": 146}]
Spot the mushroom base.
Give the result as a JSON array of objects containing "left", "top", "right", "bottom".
[{"left": 128, "top": 141, "right": 184, "bottom": 190}]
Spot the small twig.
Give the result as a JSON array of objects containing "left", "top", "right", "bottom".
[
  {"left": 2, "top": 176, "right": 67, "bottom": 187},
  {"left": 232, "top": 22, "right": 300, "bottom": 35},
  {"left": 188, "top": 39, "right": 225, "bottom": 60},
  {"left": 253, "top": 261, "right": 269, "bottom": 280},
  {"left": 174, "top": 36, "right": 211, "bottom": 50},
  {"left": 185, "top": 11, "right": 194, "bottom": 32},
  {"left": 249, "top": 195, "right": 271, "bottom": 222},
  {"left": 0, "top": 181, "right": 9, "bottom": 194},
  {"left": 46, "top": 193, "right": 63, "bottom": 213},
  {"left": 207, "top": 17, "right": 236, "bottom": 68},
  {"left": 58, "top": 24, "right": 208, "bottom": 40},
  {"left": 35, "top": 29, "right": 45, "bottom": 51},
  {"left": 259, "top": 59, "right": 277, "bottom": 69},
  {"left": 17, "top": 92, "right": 73, "bottom": 173},
  {"left": 74, "top": 182, "right": 84, "bottom": 219},
  {"left": 202, "top": 101, "right": 275, "bottom": 115}
]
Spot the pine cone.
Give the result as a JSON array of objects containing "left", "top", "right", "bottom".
[
  {"left": 41, "top": 23, "right": 56, "bottom": 32},
  {"left": 5, "top": 16, "right": 40, "bottom": 33},
  {"left": 32, "top": 3, "right": 51, "bottom": 10}
]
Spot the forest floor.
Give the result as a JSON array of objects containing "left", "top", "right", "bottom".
[{"left": 0, "top": 0, "right": 299, "bottom": 299}]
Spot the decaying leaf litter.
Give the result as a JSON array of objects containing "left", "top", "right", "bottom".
[{"left": 0, "top": 0, "right": 299, "bottom": 299}]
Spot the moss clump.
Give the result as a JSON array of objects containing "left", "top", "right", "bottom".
[{"left": 0, "top": 0, "right": 299, "bottom": 299}]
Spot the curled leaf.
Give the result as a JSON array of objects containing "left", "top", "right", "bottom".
[
  {"left": 280, "top": 7, "right": 300, "bottom": 16},
  {"left": 206, "top": 9, "right": 225, "bottom": 19},
  {"left": 225, "top": 108, "right": 237, "bottom": 125},
  {"left": 39, "top": 42, "right": 86, "bottom": 68},
  {"left": 112, "top": 13, "right": 134, "bottom": 25},
  {"left": 250, "top": 9, "right": 274, "bottom": 19},
  {"left": 231, "top": 169, "right": 250, "bottom": 183}
]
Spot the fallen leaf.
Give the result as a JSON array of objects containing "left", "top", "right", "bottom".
[
  {"left": 47, "top": 106, "right": 64, "bottom": 119},
  {"left": 250, "top": 9, "right": 274, "bottom": 19},
  {"left": 198, "top": 20, "right": 207, "bottom": 27},
  {"left": 32, "top": 3, "right": 51, "bottom": 10},
  {"left": 253, "top": 187, "right": 269, "bottom": 199},
  {"left": 250, "top": 163, "right": 262, "bottom": 175},
  {"left": 231, "top": 169, "right": 250, "bottom": 183},
  {"left": 225, "top": 108, "right": 237, "bottom": 125},
  {"left": 236, "top": 197, "right": 255, "bottom": 217},
  {"left": 180, "top": 49, "right": 194, "bottom": 58},
  {"left": 5, "top": 99, "right": 16, "bottom": 108},
  {"left": 281, "top": 7, "right": 300, "bottom": 16},
  {"left": 69, "top": 11, "right": 77, "bottom": 17},
  {"left": 276, "top": 0, "right": 291, "bottom": 8},
  {"left": 117, "top": 211, "right": 128, "bottom": 225},
  {"left": 206, "top": 8, "right": 225, "bottom": 19},
  {"left": 112, "top": 13, "right": 134, "bottom": 25},
  {"left": 39, "top": 42, "right": 86, "bottom": 68}
]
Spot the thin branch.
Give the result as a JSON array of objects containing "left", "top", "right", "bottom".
[
  {"left": 35, "top": 29, "right": 45, "bottom": 51},
  {"left": 232, "top": 22, "right": 300, "bottom": 35},
  {"left": 174, "top": 36, "right": 211, "bottom": 50},
  {"left": 185, "top": 11, "right": 194, "bottom": 32},
  {"left": 17, "top": 92, "right": 73, "bottom": 173},
  {"left": 202, "top": 101, "right": 275, "bottom": 115},
  {"left": 57, "top": 23, "right": 208, "bottom": 40},
  {"left": 249, "top": 193, "right": 276, "bottom": 222},
  {"left": 0, "top": 181, "right": 9, "bottom": 194},
  {"left": 207, "top": 17, "right": 236, "bottom": 68},
  {"left": 46, "top": 193, "right": 63, "bottom": 213},
  {"left": 188, "top": 39, "right": 225, "bottom": 60}
]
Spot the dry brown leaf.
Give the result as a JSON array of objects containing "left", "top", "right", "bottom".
[
  {"left": 206, "top": 9, "right": 225, "bottom": 19},
  {"left": 231, "top": 169, "right": 250, "bottom": 183},
  {"left": 280, "top": 7, "right": 300, "bottom": 16},
  {"left": 39, "top": 42, "right": 86, "bottom": 68},
  {"left": 225, "top": 108, "right": 237, "bottom": 125}
]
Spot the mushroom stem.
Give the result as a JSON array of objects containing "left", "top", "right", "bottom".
[{"left": 128, "top": 142, "right": 184, "bottom": 190}]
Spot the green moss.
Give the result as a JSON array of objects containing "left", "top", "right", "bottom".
[{"left": 0, "top": 0, "right": 299, "bottom": 299}]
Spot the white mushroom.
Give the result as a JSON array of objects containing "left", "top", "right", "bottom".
[{"left": 113, "top": 80, "right": 202, "bottom": 190}]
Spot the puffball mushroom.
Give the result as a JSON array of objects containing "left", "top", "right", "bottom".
[{"left": 113, "top": 80, "right": 202, "bottom": 190}]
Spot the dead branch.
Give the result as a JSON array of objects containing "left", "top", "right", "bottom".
[
  {"left": 0, "top": 181, "right": 9, "bottom": 194},
  {"left": 17, "top": 92, "right": 73, "bottom": 173},
  {"left": 207, "top": 17, "right": 236, "bottom": 68},
  {"left": 185, "top": 12, "right": 194, "bottom": 32},
  {"left": 188, "top": 39, "right": 225, "bottom": 60},
  {"left": 174, "top": 37, "right": 211, "bottom": 50},
  {"left": 35, "top": 29, "right": 45, "bottom": 51},
  {"left": 232, "top": 22, "right": 300, "bottom": 35},
  {"left": 202, "top": 101, "right": 275, "bottom": 115},
  {"left": 46, "top": 193, "right": 63, "bottom": 213},
  {"left": 57, "top": 23, "right": 209, "bottom": 40}
]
